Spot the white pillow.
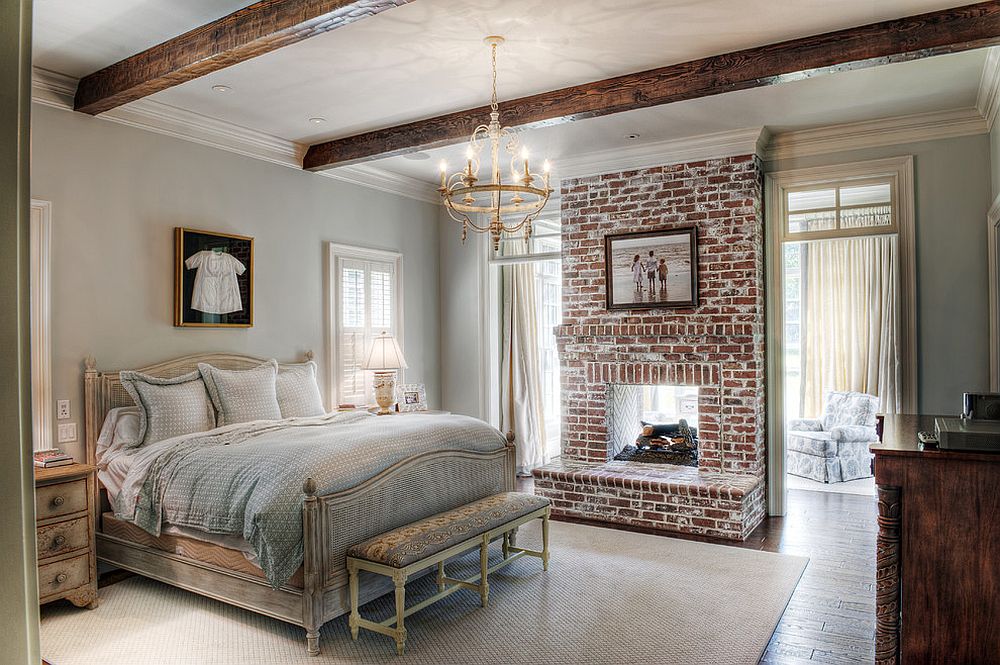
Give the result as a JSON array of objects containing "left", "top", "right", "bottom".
[
  {"left": 95, "top": 406, "right": 141, "bottom": 465},
  {"left": 198, "top": 360, "right": 282, "bottom": 426},
  {"left": 276, "top": 361, "right": 326, "bottom": 418},
  {"left": 120, "top": 369, "right": 217, "bottom": 446}
]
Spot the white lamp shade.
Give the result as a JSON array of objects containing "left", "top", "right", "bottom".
[{"left": 362, "top": 332, "right": 408, "bottom": 370}]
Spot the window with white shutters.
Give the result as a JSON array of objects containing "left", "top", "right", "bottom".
[{"left": 330, "top": 245, "right": 403, "bottom": 407}]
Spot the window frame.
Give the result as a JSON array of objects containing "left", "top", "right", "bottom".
[
  {"left": 781, "top": 176, "right": 899, "bottom": 242},
  {"left": 327, "top": 243, "right": 404, "bottom": 410}
]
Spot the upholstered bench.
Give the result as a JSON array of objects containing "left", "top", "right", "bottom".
[{"left": 346, "top": 492, "right": 551, "bottom": 655}]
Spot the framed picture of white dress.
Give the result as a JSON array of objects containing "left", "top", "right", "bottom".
[
  {"left": 604, "top": 225, "right": 699, "bottom": 310},
  {"left": 174, "top": 227, "right": 254, "bottom": 327}
]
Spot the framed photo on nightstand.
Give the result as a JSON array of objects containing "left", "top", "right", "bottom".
[{"left": 396, "top": 384, "right": 428, "bottom": 412}]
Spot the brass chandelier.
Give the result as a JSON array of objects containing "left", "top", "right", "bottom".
[{"left": 437, "top": 36, "right": 553, "bottom": 250}]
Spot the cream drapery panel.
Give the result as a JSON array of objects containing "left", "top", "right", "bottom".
[
  {"left": 801, "top": 235, "right": 901, "bottom": 417},
  {"left": 499, "top": 241, "right": 549, "bottom": 475}
]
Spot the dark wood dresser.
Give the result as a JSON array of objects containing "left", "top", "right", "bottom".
[{"left": 872, "top": 415, "right": 1000, "bottom": 665}]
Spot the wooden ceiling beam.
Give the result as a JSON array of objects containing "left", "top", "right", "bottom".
[
  {"left": 303, "top": 1, "right": 1000, "bottom": 171},
  {"left": 74, "top": 0, "right": 413, "bottom": 115}
]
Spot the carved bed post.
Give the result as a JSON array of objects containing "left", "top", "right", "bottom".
[
  {"left": 302, "top": 477, "right": 323, "bottom": 656},
  {"left": 506, "top": 430, "right": 520, "bottom": 548},
  {"left": 875, "top": 485, "right": 902, "bottom": 665}
]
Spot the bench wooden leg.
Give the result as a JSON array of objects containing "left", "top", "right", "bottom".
[
  {"left": 437, "top": 561, "right": 445, "bottom": 592},
  {"left": 348, "top": 563, "right": 360, "bottom": 640},
  {"left": 479, "top": 533, "right": 490, "bottom": 608},
  {"left": 502, "top": 531, "right": 510, "bottom": 559},
  {"left": 542, "top": 507, "right": 551, "bottom": 571},
  {"left": 393, "top": 572, "right": 407, "bottom": 656}
]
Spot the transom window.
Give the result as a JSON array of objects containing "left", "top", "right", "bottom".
[{"left": 784, "top": 179, "right": 896, "bottom": 240}]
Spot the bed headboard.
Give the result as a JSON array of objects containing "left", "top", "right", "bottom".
[{"left": 83, "top": 351, "right": 314, "bottom": 468}]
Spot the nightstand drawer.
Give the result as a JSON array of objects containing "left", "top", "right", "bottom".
[
  {"left": 37, "top": 516, "right": 89, "bottom": 560},
  {"left": 37, "top": 553, "right": 89, "bottom": 600},
  {"left": 35, "top": 478, "right": 87, "bottom": 520}
]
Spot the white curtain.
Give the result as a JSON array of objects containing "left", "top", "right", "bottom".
[
  {"left": 801, "top": 235, "right": 901, "bottom": 417},
  {"left": 500, "top": 242, "right": 549, "bottom": 475}
]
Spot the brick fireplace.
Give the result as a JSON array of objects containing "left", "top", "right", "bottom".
[{"left": 532, "top": 155, "right": 767, "bottom": 540}]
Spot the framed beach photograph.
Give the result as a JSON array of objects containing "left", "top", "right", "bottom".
[
  {"left": 604, "top": 226, "right": 698, "bottom": 310},
  {"left": 396, "top": 384, "right": 428, "bottom": 412},
  {"left": 174, "top": 227, "right": 254, "bottom": 327}
]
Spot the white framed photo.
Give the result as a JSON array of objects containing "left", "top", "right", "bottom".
[{"left": 396, "top": 383, "right": 427, "bottom": 412}]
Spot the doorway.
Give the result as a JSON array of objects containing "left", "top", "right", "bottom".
[{"left": 766, "top": 158, "right": 917, "bottom": 509}]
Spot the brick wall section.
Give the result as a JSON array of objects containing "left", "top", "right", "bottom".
[
  {"left": 533, "top": 459, "right": 766, "bottom": 540},
  {"left": 557, "top": 155, "right": 766, "bottom": 476}
]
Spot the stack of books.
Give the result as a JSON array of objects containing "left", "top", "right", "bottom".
[{"left": 33, "top": 449, "right": 74, "bottom": 468}]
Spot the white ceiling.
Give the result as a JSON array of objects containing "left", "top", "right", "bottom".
[
  {"left": 31, "top": 0, "right": 992, "bottom": 186},
  {"left": 32, "top": 0, "right": 251, "bottom": 77}
]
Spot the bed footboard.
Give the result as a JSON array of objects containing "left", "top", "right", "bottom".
[{"left": 300, "top": 440, "right": 516, "bottom": 655}]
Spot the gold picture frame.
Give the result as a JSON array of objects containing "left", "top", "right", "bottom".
[{"left": 174, "top": 227, "right": 254, "bottom": 328}]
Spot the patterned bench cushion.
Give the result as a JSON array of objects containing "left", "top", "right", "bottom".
[{"left": 348, "top": 492, "right": 550, "bottom": 568}]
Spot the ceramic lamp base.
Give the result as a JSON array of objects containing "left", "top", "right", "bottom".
[{"left": 372, "top": 371, "right": 397, "bottom": 415}]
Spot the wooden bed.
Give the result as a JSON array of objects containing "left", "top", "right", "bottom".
[{"left": 83, "top": 352, "right": 516, "bottom": 655}]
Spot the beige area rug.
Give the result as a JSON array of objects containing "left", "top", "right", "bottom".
[
  {"left": 41, "top": 520, "right": 807, "bottom": 665},
  {"left": 787, "top": 473, "right": 877, "bottom": 496}
]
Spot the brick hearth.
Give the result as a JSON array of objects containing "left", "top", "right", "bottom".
[{"left": 533, "top": 155, "right": 766, "bottom": 540}]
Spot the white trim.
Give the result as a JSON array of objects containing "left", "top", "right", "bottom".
[
  {"left": 989, "top": 194, "right": 1000, "bottom": 391},
  {"left": 765, "top": 156, "right": 917, "bottom": 515},
  {"left": 977, "top": 47, "right": 1000, "bottom": 132},
  {"left": 30, "top": 200, "right": 53, "bottom": 452},
  {"left": 326, "top": 243, "right": 404, "bottom": 409},
  {"left": 30, "top": 67, "right": 440, "bottom": 204},
  {"left": 765, "top": 108, "right": 988, "bottom": 161},
  {"left": 558, "top": 127, "right": 766, "bottom": 180}
]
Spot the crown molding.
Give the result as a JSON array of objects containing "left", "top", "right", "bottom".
[
  {"left": 765, "top": 107, "right": 988, "bottom": 161},
  {"left": 30, "top": 67, "right": 440, "bottom": 204},
  {"left": 557, "top": 127, "right": 767, "bottom": 180},
  {"left": 977, "top": 47, "right": 1000, "bottom": 132}
]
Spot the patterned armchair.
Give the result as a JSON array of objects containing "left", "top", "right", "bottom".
[{"left": 787, "top": 391, "right": 880, "bottom": 483}]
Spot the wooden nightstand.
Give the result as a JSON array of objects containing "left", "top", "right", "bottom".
[{"left": 34, "top": 463, "right": 98, "bottom": 609}]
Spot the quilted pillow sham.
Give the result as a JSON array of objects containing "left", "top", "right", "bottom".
[
  {"left": 119, "top": 370, "right": 217, "bottom": 447},
  {"left": 276, "top": 361, "right": 326, "bottom": 418},
  {"left": 198, "top": 359, "right": 282, "bottom": 426}
]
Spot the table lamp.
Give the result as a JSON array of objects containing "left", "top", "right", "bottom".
[{"left": 362, "top": 332, "right": 408, "bottom": 415}]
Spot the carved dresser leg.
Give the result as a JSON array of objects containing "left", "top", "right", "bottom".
[{"left": 876, "top": 484, "right": 902, "bottom": 665}]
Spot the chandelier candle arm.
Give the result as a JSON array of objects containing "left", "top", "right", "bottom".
[{"left": 436, "top": 35, "right": 553, "bottom": 250}]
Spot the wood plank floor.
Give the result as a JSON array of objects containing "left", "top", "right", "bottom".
[{"left": 517, "top": 476, "right": 878, "bottom": 664}]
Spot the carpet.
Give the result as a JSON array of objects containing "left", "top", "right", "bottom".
[
  {"left": 41, "top": 520, "right": 807, "bottom": 665},
  {"left": 787, "top": 473, "right": 877, "bottom": 496}
]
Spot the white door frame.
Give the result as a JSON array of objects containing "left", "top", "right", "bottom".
[
  {"left": 30, "top": 200, "right": 52, "bottom": 451},
  {"left": 989, "top": 193, "right": 1000, "bottom": 391},
  {"left": 765, "top": 156, "right": 916, "bottom": 516}
]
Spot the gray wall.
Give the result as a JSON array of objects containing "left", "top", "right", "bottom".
[
  {"left": 768, "top": 133, "right": 993, "bottom": 414},
  {"left": 31, "top": 104, "right": 441, "bottom": 461},
  {"left": 438, "top": 211, "right": 488, "bottom": 419},
  {"left": 1, "top": 1, "right": 40, "bottom": 662}
]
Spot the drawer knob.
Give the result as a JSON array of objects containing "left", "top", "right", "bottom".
[
  {"left": 53, "top": 535, "right": 66, "bottom": 547},
  {"left": 51, "top": 496, "right": 65, "bottom": 507},
  {"left": 55, "top": 573, "right": 67, "bottom": 584}
]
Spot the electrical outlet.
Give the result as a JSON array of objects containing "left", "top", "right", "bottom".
[
  {"left": 57, "top": 422, "right": 77, "bottom": 443},
  {"left": 57, "top": 399, "right": 70, "bottom": 420}
]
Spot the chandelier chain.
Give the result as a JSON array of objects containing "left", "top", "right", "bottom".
[{"left": 490, "top": 43, "right": 499, "bottom": 112}]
